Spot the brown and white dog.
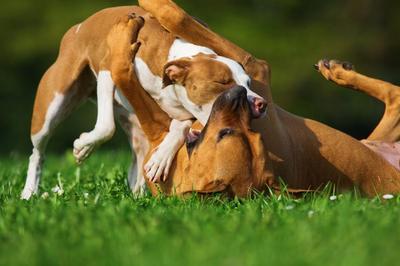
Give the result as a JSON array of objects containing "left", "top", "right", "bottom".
[
  {"left": 21, "top": 5, "right": 268, "bottom": 199},
  {"left": 110, "top": 0, "right": 400, "bottom": 197},
  {"left": 105, "top": 17, "right": 272, "bottom": 196}
]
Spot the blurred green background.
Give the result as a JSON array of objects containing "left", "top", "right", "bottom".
[{"left": 1, "top": 0, "right": 400, "bottom": 155}]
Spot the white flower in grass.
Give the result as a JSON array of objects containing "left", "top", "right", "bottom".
[
  {"left": 51, "top": 185, "right": 64, "bottom": 196},
  {"left": 285, "top": 205, "right": 295, "bottom": 210},
  {"left": 51, "top": 173, "right": 65, "bottom": 196},
  {"left": 308, "top": 210, "right": 315, "bottom": 218},
  {"left": 83, "top": 192, "right": 89, "bottom": 199},
  {"left": 383, "top": 194, "right": 394, "bottom": 200},
  {"left": 41, "top": 192, "right": 49, "bottom": 199},
  {"left": 329, "top": 195, "right": 337, "bottom": 201}
]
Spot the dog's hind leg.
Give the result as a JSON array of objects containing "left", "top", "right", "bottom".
[
  {"left": 316, "top": 59, "right": 400, "bottom": 142},
  {"left": 22, "top": 59, "right": 94, "bottom": 200},
  {"left": 115, "top": 104, "right": 149, "bottom": 196}
]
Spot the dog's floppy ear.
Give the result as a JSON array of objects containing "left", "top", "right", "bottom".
[{"left": 163, "top": 58, "right": 192, "bottom": 88}]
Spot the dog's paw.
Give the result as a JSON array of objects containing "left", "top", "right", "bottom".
[
  {"left": 107, "top": 13, "right": 144, "bottom": 64},
  {"left": 131, "top": 183, "right": 147, "bottom": 198},
  {"left": 21, "top": 186, "right": 37, "bottom": 200},
  {"left": 144, "top": 146, "right": 175, "bottom": 183},
  {"left": 73, "top": 133, "right": 96, "bottom": 164},
  {"left": 109, "top": 13, "right": 144, "bottom": 45},
  {"left": 315, "top": 59, "right": 355, "bottom": 87}
]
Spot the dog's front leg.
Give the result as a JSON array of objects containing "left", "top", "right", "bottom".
[
  {"left": 145, "top": 119, "right": 192, "bottom": 182},
  {"left": 73, "top": 71, "right": 116, "bottom": 163}
]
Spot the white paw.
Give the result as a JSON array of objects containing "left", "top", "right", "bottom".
[
  {"left": 144, "top": 147, "right": 175, "bottom": 183},
  {"left": 21, "top": 186, "right": 37, "bottom": 200},
  {"left": 73, "top": 133, "right": 96, "bottom": 164},
  {"left": 131, "top": 183, "right": 147, "bottom": 198}
]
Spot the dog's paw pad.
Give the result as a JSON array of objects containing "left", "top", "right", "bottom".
[
  {"left": 342, "top": 62, "right": 354, "bottom": 71},
  {"left": 316, "top": 59, "right": 354, "bottom": 72},
  {"left": 315, "top": 59, "right": 355, "bottom": 86}
]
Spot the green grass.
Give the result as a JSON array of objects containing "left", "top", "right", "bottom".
[{"left": 1, "top": 151, "right": 400, "bottom": 266}]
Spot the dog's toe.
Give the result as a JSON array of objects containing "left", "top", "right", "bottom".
[
  {"left": 342, "top": 61, "right": 354, "bottom": 71},
  {"left": 322, "top": 59, "right": 330, "bottom": 69}
]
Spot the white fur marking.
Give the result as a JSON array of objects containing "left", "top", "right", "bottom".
[
  {"left": 31, "top": 93, "right": 65, "bottom": 146},
  {"left": 168, "top": 39, "right": 216, "bottom": 61},
  {"left": 169, "top": 84, "right": 213, "bottom": 125},
  {"left": 75, "top": 23, "right": 82, "bottom": 34},
  {"left": 22, "top": 93, "right": 65, "bottom": 200}
]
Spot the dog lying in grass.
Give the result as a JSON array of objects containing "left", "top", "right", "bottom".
[{"left": 109, "top": 2, "right": 400, "bottom": 198}]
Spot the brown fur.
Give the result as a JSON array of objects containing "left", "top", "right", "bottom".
[{"left": 110, "top": 1, "right": 400, "bottom": 198}]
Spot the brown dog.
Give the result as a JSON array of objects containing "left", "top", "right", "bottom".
[
  {"left": 21, "top": 5, "right": 269, "bottom": 199},
  {"left": 108, "top": 18, "right": 273, "bottom": 196},
  {"left": 111, "top": 1, "right": 400, "bottom": 197}
]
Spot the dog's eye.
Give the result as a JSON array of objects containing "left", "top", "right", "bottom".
[
  {"left": 217, "top": 128, "right": 235, "bottom": 142},
  {"left": 216, "top": 78, "right": 233, "bottom": 85}
]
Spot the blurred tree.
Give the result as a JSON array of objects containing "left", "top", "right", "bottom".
[{"left": 1, "top": 0, "right": 399, "bottom": 155}]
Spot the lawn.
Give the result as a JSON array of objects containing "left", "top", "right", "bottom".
[{"left": 0, "top": 151, "right": 400, "bottom": 266}]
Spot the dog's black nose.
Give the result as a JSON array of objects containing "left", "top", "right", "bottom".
[
  {"left": 212, "top": 86, "right": 250, "bottom": 114},
  {"left": 224, "top": 85, "right": 247, "bottom": 101}
]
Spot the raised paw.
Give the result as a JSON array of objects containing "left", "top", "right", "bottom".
[
  {"left": 144, "top": 147, "right": 175, "bottom": 183},
  {"left": 108, "top": 13, "right": 144, "bottom": 45},
  {"left": 315, "top": 59, "right": 355, "bottom": 87},
  {"left": 73, "top": 133, "right": 96, "bottom": 164},
  {"left": 107, "top": 13, "right": 144, "bottom": 64}
]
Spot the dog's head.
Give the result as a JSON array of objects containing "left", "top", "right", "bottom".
[
  {"left": 180, "top": 85, "right": 274, "bottom": 196},
  {"left": 163, "top": 53, "right": 267, "bottom": 124}
]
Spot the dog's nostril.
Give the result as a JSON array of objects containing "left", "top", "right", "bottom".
[{"left": 254, "top": 98, "right": 267, "bottom": 113}]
